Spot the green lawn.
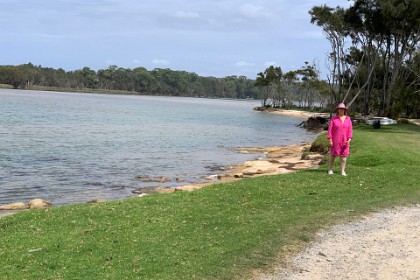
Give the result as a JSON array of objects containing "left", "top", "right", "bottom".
[{"left": 1, "top": 123, "right": 419, "bottom": 279}]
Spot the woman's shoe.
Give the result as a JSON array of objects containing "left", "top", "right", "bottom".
[
  {"left": 328, "top": 170, "right": 334, "bottom": 175},
  {"left": 341, "top": 171, "right": 347, "bottom": 176}
]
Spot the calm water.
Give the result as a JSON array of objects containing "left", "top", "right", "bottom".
[{"left": 0, "top": 89, "right": 317, "bottom": 206}]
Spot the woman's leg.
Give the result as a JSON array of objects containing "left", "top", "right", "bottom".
[
  {"left": 329, "top": 153, "right": 335, "bottom": 173},
  {"left": 340, "top": 156, "right": 347, "bottom": 175}
]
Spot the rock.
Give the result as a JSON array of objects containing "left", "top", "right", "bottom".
[
  {"left": 87, "top": 199, "right": 106, "bottom": 204},
  {"left": 136, "top": 175, "right": 151, "bottom": 182},
  {"left": 28, "top": 199, "right": 52, "bottom": 209},
  {"left": 138, "top": 176, "right": 171, "bottom": 183},
  {"left": 156, "top": 188, "right": 176, "bottom": 194},
  {"left": 175, "top": 177, "right": 185, "bottom": 182},
  {"left": 234, "top": 173, "right": 244, "bottom": 178},
  {"left": 307, "top": 154, "right": 324, "bottom": 160},
  {"left": 175, "top": 185, "right": 201, "bottom": 192},
  {"left": 242, "top": 167, "right": 277, "bottom": 176},
  {"left": 204, "top": 174, "right": 219, "bottom": 181},
  {"left": 217, "top": 173, "right": 232, "bottom": 179},
  {"left": 132, "top": 186, "right": 161, "bottom": 194},
  {"left": 242, "top": 168, "right": 260, "bottom": 176},
  {"left": 156, "top": 176, "right": 171, "bottom": 183},
  {"left": 0, "top": 202, "right": 27, "bottom": 210}
]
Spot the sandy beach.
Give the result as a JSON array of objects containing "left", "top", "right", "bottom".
[{"left": 266, "top": 109, "right": 329, "bottom": 119}]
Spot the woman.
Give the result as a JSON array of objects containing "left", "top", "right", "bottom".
[{"left": 327, "top": 103, "right": 353, "bottom": 176}]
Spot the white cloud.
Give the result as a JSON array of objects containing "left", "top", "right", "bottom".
[
  {"left": 238, "top": 3, "right": 271, "bottom": 19},
  {"left": 133, "top": 59, "right": 141, "bottom": 64},
  {"left": 175, "top": 10, "right": 200, "bottom": 19},
  {"left": 264, "top": 61, "right": 277, "bottom": 67},
  {"left": 152, "top": 59, "right": 170, "bottom": 66},
  {"left": 236, "top": 61, "right": 255, "bottom": 67}
]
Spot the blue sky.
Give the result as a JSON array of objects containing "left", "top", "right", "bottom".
[{"left": 0, "top": 0, "right": 351, "bottom": 79}]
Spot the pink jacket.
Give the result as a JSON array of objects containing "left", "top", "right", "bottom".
[{"left": 327, "top": 116, "right": 353, "bottom": 156}]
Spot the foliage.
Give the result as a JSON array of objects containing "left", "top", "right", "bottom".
[
  {"left": 254, "top": 63, "right": 328, "bottom": 109},
  {"left": 0, "top": 63, "right": 259, "bottom": 99},
  {"left": 309, "top": 0, "right": 420, "bottom": 118},
  {"left": 0, "top": 124, "right": 419, "bottom": 279},
  {"left": 309, "top": 132, "right": 330, "bottom": 154}
]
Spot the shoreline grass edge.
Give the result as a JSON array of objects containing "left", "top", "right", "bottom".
[{"left": 0, "top": 123, "right": 419, "bottom": 279}]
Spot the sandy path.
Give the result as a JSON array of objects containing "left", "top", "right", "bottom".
[{"left": 256, "top": 205, "right": 420, "bottom": 280}]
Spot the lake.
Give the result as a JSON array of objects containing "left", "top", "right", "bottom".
[{"left": 0, "top": 89, "right": 318, "bottom": 206}]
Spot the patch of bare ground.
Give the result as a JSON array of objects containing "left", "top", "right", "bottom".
[{"left": 255, "top": 204, "right": 420, "bottom": 280}]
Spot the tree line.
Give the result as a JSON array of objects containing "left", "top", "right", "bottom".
[
  {"left": 1, "top": 1, "right": 418, "bottom": 118},
  {"left": 309, "top": 0, "right": 420, "bottom": 118},
  {"left": 0, "top": 63, "right": 259, "bottom": 99},
  {"left": 253, "top": 0, "right": 419, "bottom": 118}
]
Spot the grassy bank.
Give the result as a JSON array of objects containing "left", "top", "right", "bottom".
[{"left": 1, "top": 124, "right": 419, "bottom": 279}]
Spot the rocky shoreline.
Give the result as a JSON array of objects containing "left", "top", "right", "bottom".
[
  {"left": 0, "top": 142, "right": 324, "bottom": 216},
  {"left": 130, "top": 143, "right": 323, "bottom": 195},
  {"left": 0, "top": 109, "right": 325, "bottom": 216}
]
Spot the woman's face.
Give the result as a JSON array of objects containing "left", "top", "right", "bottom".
[{"left": 337, "top": 108, "right": 345, "bottom": 115}]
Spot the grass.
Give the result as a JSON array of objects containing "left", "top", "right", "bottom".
[{"left": 1, "top": 123, "right": 419, "bottom": 279}]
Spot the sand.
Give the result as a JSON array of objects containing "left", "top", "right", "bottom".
[{"left": 256, "top": 205, "right": 420, "bottom": 280}]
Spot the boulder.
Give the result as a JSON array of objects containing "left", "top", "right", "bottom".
[
  {"left": 87, "top": 199, "right": 106, "bottom": 204},
  {"left": 242, "top": 168, "right": 261, "bottom": 176},
  {"left": 28, "top": 199, "right": 52, "bottom": 209},
  {"left": 175, "top": 185, "right": 201, "bottom": 192},
  {"left": 156, "top": 188, "right": 176, "bottom": 194},
  {"left": 204, "top": 174, "right": 219, "bottom": 181},
  {"left": 307, "top": 154, "right": 324, "bottom": 160},
  {"left": 0, "top": 202, "right": 27, "bottom": 210}
]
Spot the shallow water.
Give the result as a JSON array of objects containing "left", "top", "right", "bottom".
[{"left": 0, "top": 89, "right": 317, "bottom": 205}]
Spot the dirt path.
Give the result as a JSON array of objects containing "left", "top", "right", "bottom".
[{"left": 256, "top": 204, "right": 420, "bottom": 280}]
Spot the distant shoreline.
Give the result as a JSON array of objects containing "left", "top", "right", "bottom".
[{"left": 255, "top": 106, "right": 330, "bottom": 119}]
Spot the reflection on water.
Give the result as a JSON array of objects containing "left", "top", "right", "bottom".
[{"left": 0, "top": 89, "right": 318, "bottom": 205}]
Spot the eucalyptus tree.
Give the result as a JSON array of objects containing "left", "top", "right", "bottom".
[
  {"left": 132, "top": 67, "right": 157, "bottom": 94},
  {"left": 309, "top": 5, "right": 349, "bottom": 107},
  {"left": 0, "top": 66, "right": 27, "bottom": 89},
  {"left": 310, "top": 0, "right": 420, "bottom": 116},
  {"left": 393, "top": 50, "right": 420, "bottom": 117},
  {"left": 255, "top": 66, "right": 283, "bottom": 107},
  {"left": 344, "top": 0, "right": 420, "bottom": 115},
  {"left": 294, "top": 62, "right": 322, "bottom": 108}
]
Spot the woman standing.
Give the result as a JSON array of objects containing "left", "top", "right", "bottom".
[{"left": 327, "top": 103, "right": 353, "bottom": 176}]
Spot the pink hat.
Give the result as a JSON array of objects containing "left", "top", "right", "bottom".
[{"left": 335, "top": 103, "right": 348, "bottom": 112}]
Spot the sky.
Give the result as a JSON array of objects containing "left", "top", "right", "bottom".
[{"left": 0, "top": 0, "right": 352, "bottom": 79}]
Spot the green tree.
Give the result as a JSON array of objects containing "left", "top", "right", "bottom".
[
  {"left": 311, "top": 0, "right": 420, "bottom": 116},
  {"left": 0, "top": 66, "right": 27, "bottom": 89},
  {"left": 255, "top": 66, "right": 283, "bottom": 107}
]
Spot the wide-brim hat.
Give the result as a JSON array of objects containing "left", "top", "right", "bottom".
[{"left": 335, "top": 103, "right": 348, "bottom": 112}]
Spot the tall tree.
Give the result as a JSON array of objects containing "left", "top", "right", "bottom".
[
  {"left": 255, "top": 66, "right": 283, "bottom": 107},
  {"left": 310, "top": 5, "right": 349, "bottom": 108},
  {"left": 311, "top": 0, "right": 420, "bottom": 116}
]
